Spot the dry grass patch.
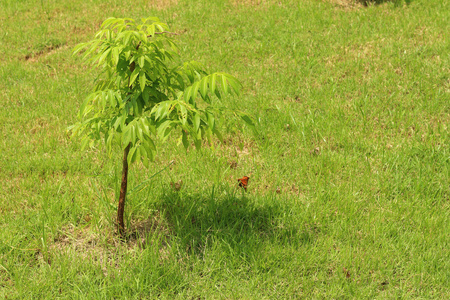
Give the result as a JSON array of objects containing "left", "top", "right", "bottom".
[
  {"left": 51, "top": 213, "right": 172, "bottom": 252},
  {"left": 230, "top": 0, "right": 284, "bottom": 10},
  {"left": 50, "top": 214, "right": 172, "bottom": 270},
  {"left": 149, "top": 0, "right": 179, "bottom": 10},
  {"left": 24, "top": 44, "right": 68, "bottom": 63},
  {"left": 325, "top": 0, "right": 364, "bottom": 9}
]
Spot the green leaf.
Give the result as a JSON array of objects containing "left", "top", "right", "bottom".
[
  {"left": 145, "top": 137, "right": 156, "bottom": 151},
  {"left": 106, "top": 130, "right": 114, "bottom": 155},
  {"left": 139, "top": 31, "right": 148, "bottom": 44},
  {"left": 139, "top": 146, "right": 150, "bottom": 168},
  {"left": 107, "top": 90, "right": 116, "bottom": 107},
  {"left": 200, "top": 77, "right": 208, "bottom": 99},
  {"left": 210, "top": 74, "right": 217, "bottom": 95},
  {"left": 147, "top": 24, "right": 156, "bottom": 37},
  {"left": 179, "top": 103, "right": 187, "bottom": 125},
  {"left": 99, "top": 92, "right": 107, "bottom": 109},
  {"left": 221, "top": 74, "right": 229, "bottom": 94},
  {"left": 139, "top": 71, "right": 146, "bottom": 92},
  {"left": 111, "top": 47, "right": 120, "bottom": 66},
  {"left": 127, "top": 145, "right": 137, "bottom": 165},
  {"left": 205, "top": 127, "right": 213, "bottom": 143},
  {"left": 123, "top": 31, "right": 133, "bottom": 46},
  {"left": 138, "top": 56, "right": 145, "bottom": 68},
  {"left": 129, "top": 67, "right": 139, "bottom": 87},
  {"left": 142, "top": 88, "right": 150, "bottom": 104},
  {"left": 79, "top": 93, "right": 94, "bottom": 117},
  {"left": 214, "top": 88, "right": 221, "bottom": 99},
  {"left": 155, "top": 23, "right": 167, "bottom": 32},
  {"left": 225, "top": 74, "right": 241, "bottom": 95},
  {"left": 139, "top": 118, "right": 151, "bottom": 137},
  {"left": 136, "top": 124, "right": 144, "bottom": 140},
  {"left": 190, "top": 81, "right": 200, "bottom": 103},
  {"left": 194, "top": 138, "right": 201, "bottom": 150},
  {"left": 101, "top": 17, "right": 117, "bottom": 29},
  {"left": 206, "top": 112, "right": 215, "bottom": 129},
  {"left": 182, "top": 130, "right": 189, "bottom": 150},
  {"left": 193, "top": 113, "right": 200, "bottom": 132},
  {"left": 183, "top": 86, "right": 192, "bottom": 103},
  {"left": 157, "top": 120, "right": 174, "bottom": 142},
  {"left": 146, "top": 118, "right": 157, "bottom": 135},
  {"left": 148, "top": 148, "right": 155, "bottom": 161},
  {"left": 116, "top": 57, "right": 129, "bottom": 73},
  {"left": 175, "top": 73, "right": 185, "bottom": 90},
  {"left": 131, "top": 123, "right": 137, "bottom": 144},
  {"left": 72, "top": 43, "right": 87, "bottom": 56},
  {"left": 140, "top": 147, "right": 150, "bottom": 168},
  {"left": 94, "top": 29, "right": 106, "bottom": 39},
  {"left": 134, "top": 144, "right": 141, "bottom": 164},
  {"left": 122, "top": 125, "right": 132, "bottom": 148},
  {"left": 213, "top": 129, "right": 223, "bottom": 143},
  {"left": 82, "top": 40, "right": 102, "bottom": 60},
  {"left": 113, "top": 115, "right": 123, "bottom": 130},
  {"left": 153, "top": 102, "right": 170, "bottom": 121},
  {"left": 97, "top": 48, "right": 111, "bottom": 66},
  {"left": 115, "top": 92, "right": 122, "bottom": 106}
]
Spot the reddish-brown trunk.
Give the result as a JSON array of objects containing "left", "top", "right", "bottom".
[{"left": 117, "top": 143, "right": 131, "bottom": 237}]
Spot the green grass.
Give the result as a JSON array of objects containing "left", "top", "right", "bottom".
[{"left": 1, "top": 0, "right": 449, "bottom": 298}]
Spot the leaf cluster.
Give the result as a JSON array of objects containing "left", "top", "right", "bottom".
[{"left": 69, "top": 17, "right": 251, "bottom": 166}]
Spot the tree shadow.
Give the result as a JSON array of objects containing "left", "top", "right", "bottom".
[
  {"left": 359, "top": 0, "right": 412, "bottom": 6},
  {"left": 146, "top": 188, "right": 313, "bottom": 259}
]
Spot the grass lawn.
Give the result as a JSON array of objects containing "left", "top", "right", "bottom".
[{"left": 0, "top": 0, "right": 449, "bottom": 298}]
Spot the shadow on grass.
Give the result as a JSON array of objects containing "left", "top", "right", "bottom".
[
  {"left": 148, "top": 188, "right": 312, "bottom": 259},
  {"left": 359, "top": 0, "right": 412, "bottom": 6}
]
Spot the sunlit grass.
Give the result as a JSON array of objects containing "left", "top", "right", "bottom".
[{"left": 1, "top": 0, "right": 449, "bottom": 298}]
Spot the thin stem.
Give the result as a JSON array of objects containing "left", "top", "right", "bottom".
[{"left": 117, "top": 143, "right": 130, "bottom": 237}]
